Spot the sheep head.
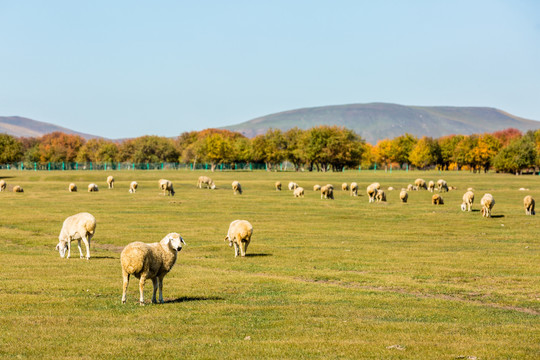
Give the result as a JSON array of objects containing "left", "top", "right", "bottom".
[
  {"left": 56, "top": 237, "right": 68, "bottom": 258},
  {"left": 161, "top": 233, "right": 185, "bottom": 252}
]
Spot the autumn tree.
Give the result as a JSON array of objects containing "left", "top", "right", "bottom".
[
  {"left": 373, "top": 139, "right": 393, "bottom": 166},
  {"left": 470, "top": 134, "right": 501, "bottom": 172},
  {"left": 77, "top": 139, "right": 119, "bottom": 163},
  {"left": 409, "top": 137, "right": 439, "bottom": 169},
  {"left": 38, "top": 132, "right": 85, "bottom": 163},
  {"left": 437, "top": 135, "right": 463, "bottom": 170},
  {"left": 389, "top": 133, "right": 417, "bottom": 167},
  {"left": 492, "top": 128, "right": 522, "bottom": 146}
]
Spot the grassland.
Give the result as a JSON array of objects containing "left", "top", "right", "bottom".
[{"left": 0, "top": 169, "right": 538, "bottom": 359}]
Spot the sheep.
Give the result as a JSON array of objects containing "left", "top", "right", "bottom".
[
  {"left": 159, "top": 179, "right": 175, "bottom": 196},
  {"left": 367, "top": 184, "right": 378, "bottom": 203},
  {"left": 0, "top": 180, "right": 6, "bottom": 191},
  {"left": 375, "top": 189, "right": 386, "bottom": 202},
  {"left": 407, "top": 184, "right": 414, "bottom": 191},
  {"left": 432, "top": 194, "right": 444, "bottom": 205},
  {"left": 197, "top": 176, "right": 216, "bottom": 189},
  {"left": 415, "top": 178, "right": 427, "bottom": 190},
  {"left": 69, "top": 183, "right": 77, "bottom": 192},
  {"left": 288, "top": 182, "right": 298, "bottom": 190},
  {"left": 467, "top": 187, "right": 474, "bottom": 192},
  {"left": 88, "top": 183, "right": 99, "bottom": 192},
  {"left": 461, "top": 191, "right": 474, "bottom": 212},
  {"left": 387, "top": 186, "right": 395, "bottom": 191},
  {"left": 121, "top": 232, "right": 185, "bottom": 305},
  {"left": 342, "top": 183, "right": 349, "bottom": 191},
  {"left": 129, "top": 181, "right": 138, "bottom": 193},
  {"left": 55, "top": 212, "right": 96, "bottom": 260},
  {"left": 13, "top": 185, "right": 23, "bottom": 193},
  {"left": 427, "top": 181, "right": 435, "bottom": 192},
  {"left": 371, "top": 182, "right": 381, "bottom": 190},
  {"left": 313, "top": 184, "right": 321, "bottom": 191},
  {"left": 399, "top": 190, "right": 408, "bottom": 203},
  {"left": 350, "top": 182, "right": 358, "bottom": 196},
  {"left": 437, "top": 179, "right": 448, "bottom": 192},
  {"left": 519, "top": 187, "right": 529, "bottom": 191},
  {"left": 480, "top": 194, "right": 495, "bottom": 218},
  {"left": 107, "top": 175, "right": 114, "bottom": 189},
  {"left": 449, "top": 186, "right": 457, "bottom": 191},
  {"left": 321, "top": 185, "right": 334, "bottom": 199},
  {"left": 294, "top": 187, "right": 304, "bottom": 197},
  {"left": 224, "top": 220, "right": 253, "bottom": 257},
  {"left": 275, "top": 181, "right": 281, "bottom": 191},
  {"left": 232, "top": 181, "right": 243, "bottom": 195},
  {"left": 524, "top": 195, "right": 535, "bottom": 215},
  {"left": 326, "top": 184, "right": 334, "bottom": 190}
]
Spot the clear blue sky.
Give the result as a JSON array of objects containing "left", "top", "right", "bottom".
[{"left": 1, "top": 0, "right": 539, "bottom": 139}]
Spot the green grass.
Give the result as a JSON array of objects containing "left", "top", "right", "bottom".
[{"left": 0, "top": 169, "right": 538, "bottom": 359}]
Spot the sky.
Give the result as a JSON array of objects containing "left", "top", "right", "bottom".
[{"left": 1, "top": 0, "right": 539, "bottom": 139}]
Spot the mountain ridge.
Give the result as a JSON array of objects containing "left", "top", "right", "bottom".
[{"left": 0, "top": 116, "right": 103, "bottom": 140}]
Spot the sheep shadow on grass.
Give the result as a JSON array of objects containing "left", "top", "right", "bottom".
[
  {"left": 490, "top": 214, "right": 505, "bottom": 218},
  {"left": 244, "top": 253, "right": 272, "bottom": 257},
  {"left": 164, "top": 296, "right": 224, "bottom": 304}
]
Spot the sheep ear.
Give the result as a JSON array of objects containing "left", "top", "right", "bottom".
[{"left": 180, "top": 236, "right": 186, "bottom": 244}]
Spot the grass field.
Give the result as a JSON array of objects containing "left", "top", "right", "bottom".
[{"left": 0, "top": 169, "right": 538, "bottom": 359}]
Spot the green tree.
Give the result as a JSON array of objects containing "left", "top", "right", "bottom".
[
  {"left": 0, "top": 134, "right": 23, "bottom": 164},
  {"left": 493, "top": 136, "right": 537, "bottom": 174},
  {"left": 389, "top": 133, "right": 417, "bottom": 167},
  {"left": 409, "top": 137, "right": 439, "bottom": 169},
  {"left": 438, "top": 135, "right": 463, "bottom": 170},
  {"left": 284, "top": 127, "right": 306, "bottom": 171}
]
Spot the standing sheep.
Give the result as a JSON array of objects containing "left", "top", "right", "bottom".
[
  {"left": 321, "top": 185, "right": 334, "bottom": 199},
  {"left": 375, "top": 189, "right": 386, "bottom": 202},
  {"left": 415, "top": 178, "right": 427, "bottom": 190},
  {"left": 0, "top": 179, "right": 6, "bottom": 191},
  {"left": 313, "top": 184, "right": 321, "bottom": 191},
  {"left": 129, "top": 181, "right": 138, "bottom": 193},
  {"left": 294, "top": 187, "right": 304, "bottom": 198},
  {"left": 350, "top": 182, "right": 358, "bottom": 196},
  {"left": 107, "top": 176, "right": 114, "bottom": 189},
  {"left": 367, "top": 184, "right": 378, "bottom": 203},
  {"left": 88, "top": 183, "right": 99, "bottom": 192},
  {"left": 275, "top": 181, "right": 281, "bottom": 191},
  {"left": 225, "top": 220, "right": 253, "bottom": 257},
  {"left": 288, "top": 182, "right": 298, "bottom": 191},
  {"left": 480, "top": 194, "right": 495, "bottom": 218},
  {"left": 121, "top": 232, "right": 186, "bottom": 305},
  {"left": 159, "top": 179, "right": 175, "bottom": 196},
  {"left": 399, "top": 190, "right": 408, "bottom": 203},
  {"left": 342, "top": 183, "right": 349, "bottom": 191},
  {"left": 197, "top": 176, "right": 216, "bottom": 189},
  {"left": 437, "top": 179, "right": 449, "bottom": 192},
  {"left": 432, "top": 194, "right": 444, "bottom": 205},
  {"left": 69, "top": 183, "right": 77, "bottom": 192},
  {"left": 427, "top": 181, "right": 435, "bottom": 192},
  {"left": 232, "top": 181, "right": 243, "bottom": 195},
  {"left": 13, "top": 185, "right": 24, "bottom": 193},
  {"left": 55, "top": 212, "right": 96, "bottom": 260},
  {"left": 461, "top": 191, "right": 474, "bottom": 212},
  {"left": 524, "top": 195, "right": 535, "bottom": 215}
]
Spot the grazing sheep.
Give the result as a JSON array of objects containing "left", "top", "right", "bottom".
[
  {"left": 313, "top": 184, "right": 321, "bottom": 191},
  {"left": 88, "top": 183, "right": 99, "bottom": 192},
  {"left": 321, "top": 185, "right": 334, "bottom": 200},
  {"left": 129, "top": 181, "right": 138, "bottom": 193},
  {"left": 437, "top": 179, "right": 449, "bottom": 192},
  {"left": 467, "top": 187, "right": 474, "bottom": 192},
  {"left": 55, "top": 212, "right": 96, "bottom": 260},
  {"left": 121, "top": 232, "right": 185, "bottom": 305},
  {"left": 480, "top": 194, "right": 495, "bottom": 218},
  {"left": 371, "top": 182, "right": 381, "bottom": 190},
  {"left": 367, "top": 184, "right": 378, "bottom": 203},
  {"left": 294, "top": 187, "right": 304, "bottom": 198},
  {"left": 427, "top": 181, "right": 435, "bottom": 192},
  {"left": 224, "top": 220, "right": 253, "bottom": 257},
  {"left": 107, "top": 176, "right": 114, "bottom": 189},
  {"left": 232, "top": 181, "right": 243, "bottom": 195},
  {"left": 342, "top": 183, "right": 349, "bottom": 191},
  {"left": 432, "top": 194, "right": 444, "bottom": 205},
  {"left": 12, "top": 185, "right": 23, "bottom": 193},
  {"left": 407, "top": 184, "right": 414, "bottom": 191},
  {"left": 461, "top": 191, "right": 474, "bottom": 212},
  {"left": 275, "top": 181, "right": 281, "bottom": 191},
  {"left": 387, "top": 186, "right": 395, "bottom": 191},
  {"left": 159, "top": 179, "right": 175, "bottom": 196},
  {"left": 197, "top": 176, "right": 216, "bottom": 189},
  {"left": 399, "top": 190, "right": 408, "bottom": 203},
  {"left": 415, "top": 178, "right": 427, "bottom": 190},
  {"left": 0, "top": 180, "right": 6, "bottom": 191},
  {"left": 449, "top": 186, "right": 457, "bottom": 191},
  {"left": 288, "top": 182, "right": 298, "bottom": 191},
  {"left": 350, "top": 182, "right": 358, "bottom": 196},
  {"left": 524, "top": 195, "right": 535, "bottom": 215},
  {"left": 519, "top": 187, "right": 529, "bottom": 191},
  {"left": 69, "top": 183, "right": 77, "bottom": 192},
  {"left": 375, "top": 189, "right": 386, "bottom": 202}
]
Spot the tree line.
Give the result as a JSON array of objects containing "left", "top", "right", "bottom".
[{"left": 0, "top": 126, "right": 539, "bottom": 174}]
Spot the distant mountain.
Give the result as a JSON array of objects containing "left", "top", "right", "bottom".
[
  {"left": 222, "top": 103, "right": 540, "bottom": 144},
  {"left": 0, "top": 116, "right": 102, "bottom": 140}
]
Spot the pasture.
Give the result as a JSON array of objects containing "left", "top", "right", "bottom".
[{"left": 0, "top": 169, "right": 538, "bottom": 359}]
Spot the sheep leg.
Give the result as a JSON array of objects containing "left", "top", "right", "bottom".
[
  {"left": 158, "top": 276, "right": 164, "bottom": 304},
  {"left": 82, "top": 235, "right": 91, "bottom": 260},
  {"left": 77, "top": 239, "right": 84, "bottom": 258},
  {"left": 151, "top": 278, "right": 158, "bottom": 304},
  {"left": 122, "top": 272, "right": 130, "bottom": 304},
  {"left": 138, "top": 276, "right": 146, "bottom": 305},
  {"left": 243, "top": 241, "right": 249, "bottom": 256},
  {"left": 233, "top": 242, "right": 239, "bottom": 257},
  {"left": 67, "top": 239, "right": 71, "bottom": 259}
]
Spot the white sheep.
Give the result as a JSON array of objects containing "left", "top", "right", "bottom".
[
  {"left": 88, "top": 183, "right": 99, "bottom": 192},
  {"left": 467, "top": 187, "right": 474, "bottom": 192},
  {"left": 371, "top": 182, "right": 381, "bottom": 190},
  {"left": 107, "top": 175, "right": 114, "bottom": 189},
  {"left": 350, "top": 182, "right": 358, "bottom": 196},
  {"left": 480, "top": 193, "right": 495, "bottom": 217},
  {"left": 232, "top": 180, "right": 243, "bottom": 195},
  {"left": 375, "top": 189, "right": 386, "bottom": 202},
  {"left": 197, "top": 176, "right": 216, "bottom": 189},
  {"left": 294, "top": 186, "right": 305, "bottom": 197},
  {"left": 415, "top": 178, "right": 427, "bottom": 190},
  {"left": 159, "top": 179, "right": 175, "bottom": 196},
  {"left": 387, "top": 186, "right": 395, "bottom": 191},
  {"left": 461, "top": 191, "right": 474, "bottom": 212},
  {"left": 399, "top": 190, "right": 408, "bottom": 203},
  {"left": 69, "top": 183, "right": 77, "bottom": 192},
  {"left": 427, "top": 181, "right": 435, "bottom": 192},
  {"left": 275, "top": 181, "right": 281, "bottom": 191},
  {"left": 367, "top": 184, "right": 378, "bottom": 203},
  {"left": 437, "top": 179, "right": 449, "bottom": 192},
  {"left": 288, "top": 182, "right": 298, "bottom": 191},
  {"left": 55, "top": 212, "right": 96, "bottom": 260},
  {"left": 524, "top": 195, "right": 535, "bottom": 215},
  {"left": 432, "top": 194, "right": 444, "bottom": 205},
  {"left": 129, "top": 181, "right": 138, "bottom": 193},
  {"left": 342, "top": 183, "right": 349, "bottom": 191},
  {"left": 121, "top": 232, "right": 185, "bottom": 305},
  {"left": 225, "top": 220, "right": 253, "bottom": 257},
  {"left": 13, "top": 185, "right": 24, "bottom": 193},
  {"left": 313, "top": 184, "right": 321, "bottom": 191},
  {"left": 321, "top": 185, "right": 334, "bottom": 199},
  {"left": 407, "top": 184, "right": 414, "bottom": 191},
  {"left": 0, "top": 179, "right": 6, "bottom": 191}
]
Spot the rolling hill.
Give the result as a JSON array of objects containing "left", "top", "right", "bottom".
[
  {"left": 222, "top": 103, "right": 540, "bottom": 144},
  {"left": 0, "top": 116, "right": 102, "bottom": 140}
]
